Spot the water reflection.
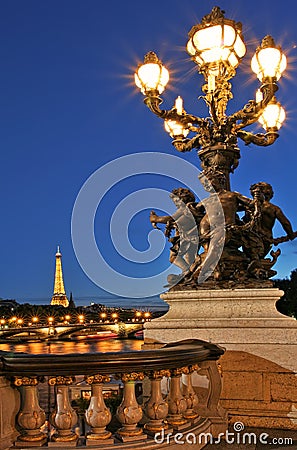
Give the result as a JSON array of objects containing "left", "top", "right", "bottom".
[{"left": 0, "top": 339, "right": 143, "bottom": 355}]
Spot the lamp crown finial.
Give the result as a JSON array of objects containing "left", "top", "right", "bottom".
[
  {"left": 144, "top": 51, "right": 159, "bottom": 64},
  {"left": 261, "top": 35, "right": 276, "bottom": 49},
  {"left": 201, "top": 6, "right": 225, "bottom": 25}
]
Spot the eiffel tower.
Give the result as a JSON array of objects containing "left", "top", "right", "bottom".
[{"left": 51, "top": 246, "right": 69, "bottom": 307}]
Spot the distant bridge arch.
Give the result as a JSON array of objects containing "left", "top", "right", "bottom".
[{"left": 0, "top": 322, "right": 143, "bottom": 341}]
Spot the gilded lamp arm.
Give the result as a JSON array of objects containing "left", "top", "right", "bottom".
[
  {"left": 144, "top": 95, "right": 205, "bottom": 126},
  {"left": 143, "top": 96, "right": 170, "bottom": 119},
  {"left": 143, "top": 94, "right": 207, "bottom": 150},
  {"left": 237, "top": 130, "right": 279, "bottom": 146},
  {"left": 230, "top": 81, "right": 278, "bottom": 130},
  {"left": 171, "top": 135, "right": 201, "bottom": 153}
]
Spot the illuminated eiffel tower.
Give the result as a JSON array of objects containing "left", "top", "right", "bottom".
[{"left": 51, "top": 246, "right": 69, "bottom": 307}]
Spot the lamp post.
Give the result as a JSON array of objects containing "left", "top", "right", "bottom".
[
  {"left": 48, "top": 316, "right": 55, "bottom": 336},
  {"left": 78, "top": 314, "right": 85, "bottom": 324},
  {"left": 100, "top": 312, "right": 107, "bottom": 323},
  {"left": 134, "top": 7, "right": 286, "bottom": 191},
  {"left": 64, "top": 314, "right": 71, "bottom": 324},
  {"left": 134, "top": 6, "right": 295, "bottom": 288},
  {"left": 111, "top": 312, "right": 118, "bottom": 323}
]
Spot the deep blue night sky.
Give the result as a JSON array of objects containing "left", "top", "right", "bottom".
[{"left": 0, "top": 0, "right": 297, "bottom": 303}]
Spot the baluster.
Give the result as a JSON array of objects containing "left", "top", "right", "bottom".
[
  {"left": 167, "top": 368, "right": 187, "bottom": 428},
  {"left": 116, "top": 372, "right": 146, "bottom": 442},
  {"left": 13, "top": 376, "right": 47, "bottom": 446},
  {"left": 49, "top": 376, "right": 78, "bottom": 445},
  {"left": 144, "top": 370, "right": 169, "bottom": 435},
  {"left": 182, "top": 365, "right": 199, "bottom": 420},
  {"left": 84, "top": 374, "right": 113, "bottom": 445}
]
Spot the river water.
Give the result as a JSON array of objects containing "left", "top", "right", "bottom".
[{"left": 0, "top": 338, "right": 143, "bottom": 355}]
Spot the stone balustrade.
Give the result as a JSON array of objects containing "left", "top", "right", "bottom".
[{"left": 0, "top": 339, "right": 227, "bottom": 450}]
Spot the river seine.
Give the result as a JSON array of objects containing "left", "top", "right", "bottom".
[
  {"left": 0, "top": 339, "right": 145, "bottom": 419},
  {"left": 0, "top": 338, "right": 143, "bottom": 355}
]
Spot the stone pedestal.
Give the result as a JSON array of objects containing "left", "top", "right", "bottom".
[{"left": 144, "top": 288, "right": 297, "bottom": 430}]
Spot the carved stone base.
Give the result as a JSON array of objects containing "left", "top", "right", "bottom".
[
  {"left": 86, "top": 436, "right": 114, "bottom": 446},
  {"left": 50, "top": 433, "right": 78, "bottom": 443},
  {"left": 14, "top": 436, "right": 47, "bottom": 447},
  {"left": 166, "top": 417, "right": 188, "bottom": 430},
  {"left": 86, "top": 430, "right": 112, "bottom": 440},
  {"left": 144, "top": 421, "right": 168, "bottom": 432},
  {"left": 144, "top": 425, "right": 172, "bottom": 438},
  {"left": 189, "top": 415, "right": 202, "bottom": 425},
  {"left": 145, "top": 288, "right": 297, "bottom": 370},
  {"left": 184, "top": 410, "right": 199, "bottom": 420},
  {"left": 48, "top": 441, "right": 78, "bottom": 447},
  {"left": 49, "top": 431, "right": 78, "bottom": 447},
  {"left": 114, "top": 431, "right": 147, "bottom": 443}
]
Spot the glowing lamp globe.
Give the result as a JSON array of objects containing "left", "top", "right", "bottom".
[
  {"left": 259, "top": 100, "right": 286, "bottom": 130},
  {"left": 164, "top": 119, "right": 189, "bottom": 139},
  {"left": 186, "top": 7, "right": 246, "bottom": 72},
  {"left": 251, "top": 36, "right": 286, "bottom": 82},
  {"left": 135, "top": 51, "right": 169, "bottom": 96}
]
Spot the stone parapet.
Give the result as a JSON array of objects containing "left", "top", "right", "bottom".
[
  {"left": 0, "top": 376, "right": 20, "bottom": 450},
  {"left": 0, "top": 340, "right": 226, "bottom": 449}
]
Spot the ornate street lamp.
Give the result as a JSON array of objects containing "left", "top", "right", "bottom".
[
  {"left": 134, "top": 6, "right": 286, "bottom": 190},
  {"left": 134, "top": 6, "right": 295, "bottom": 288}
]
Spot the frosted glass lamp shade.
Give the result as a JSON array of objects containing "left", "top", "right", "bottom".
[
  {"left": 251, "top": 36, "right": 286, "bottom": 81},
  {"left": 135, "top": 52, "right": 169, "bottom": 95}
]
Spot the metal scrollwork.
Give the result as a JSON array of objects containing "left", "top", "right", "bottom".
[
  {"left": 85, "top": 374, "right": 111, "bottom": 384},
  {"left": 48, "top": 375, "right": 75, "bottom": 386}
]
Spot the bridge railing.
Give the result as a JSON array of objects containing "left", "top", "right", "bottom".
[{"left": 0, "top": 339, "right": 227, "bottom": 449}]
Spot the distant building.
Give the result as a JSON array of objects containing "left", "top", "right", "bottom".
[
  {"left": 0, "top": 299, "right": 18, "bottom": 310},
  {"left": 51, "top": 246, "right": 69, "bottom": 307},
  {"left": 68, "top": 292, "right": 76, "bottom": 308}
]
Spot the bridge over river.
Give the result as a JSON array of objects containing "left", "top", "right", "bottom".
[{"left": 0, "top": 322, "right": 143, "bottom": 341}]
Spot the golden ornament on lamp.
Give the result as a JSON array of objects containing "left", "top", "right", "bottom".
[{"left": 134, "top": 6, "right": 287, "bottom": 190}]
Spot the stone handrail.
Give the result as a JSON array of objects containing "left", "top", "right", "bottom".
[
  {"left": 0, "top": 339, "right": 226, "bottom": 449},
  {"left": 0, "top": 339, "right": 222, "bottom": 376}
]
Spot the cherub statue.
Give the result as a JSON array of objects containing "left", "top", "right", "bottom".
[
  {"left": 238, "top": 181, "right": 296, "bottom": 279},
  {"left": 150, "top": 188, "right": 204, "bottom": 278},
  {"left": 150, "top": 176, "right": 297, "bottom": 288},
  {"left": 197, "top": 171, "right": 252, "bottom": 254},
  {"left": 185, "top": 170, "right": 253, "bottom": 283},
  {"left": 250, "top": 182, "right": 296, "bottom": 255}
]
